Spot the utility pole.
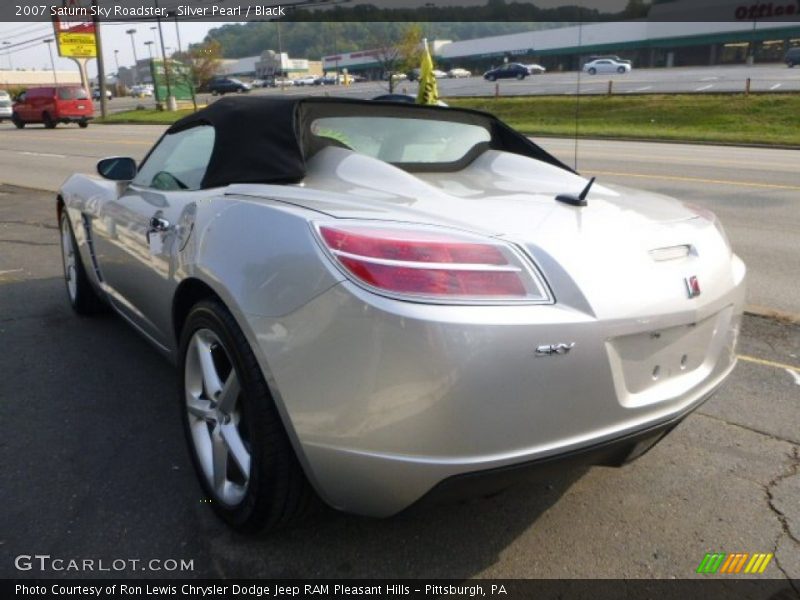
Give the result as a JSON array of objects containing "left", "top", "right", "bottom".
[
  {"left": 2, "top": 41, "right": 12, "bottom": 70},
  {"left": 44, "top": 39, "right": 58, "bottom": 85},
  {"left": 154, "top": 0, "right": 175, "bottom": 110},
  {"left": 92, "top": 0, "right": 108, "bottom": 118}
]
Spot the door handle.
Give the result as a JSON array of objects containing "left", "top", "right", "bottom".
[{"left": 148, "top": 216, "right": 171, "bottom": 233}]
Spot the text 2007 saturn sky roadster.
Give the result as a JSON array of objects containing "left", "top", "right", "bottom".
[{"left": 57, "top": 97, "right": 745, "bottom": 532}]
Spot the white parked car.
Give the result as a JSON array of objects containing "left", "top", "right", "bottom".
[
  {"left": 526, "top": 63, "right": 547, "bottom": 75},
  {"left": 0, "top": 90, "right": 13, "bottom": 122},
  {"left": 583, "top": 59, "right": 632, "bottom": 75},
  {"left": 130, "top": 85, "right": 154, "bottom": 97},
  {"left": 294, "top": 76, "right": 318, "bottom": 86},
  {"left": 432, "top": 69, "right": 448, "bottom": 79},
  {"left": 447, "top": 68, "right": 471, "bottom": 78}
]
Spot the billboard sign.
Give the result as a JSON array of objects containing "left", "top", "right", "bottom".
[
  {"left": 53, "top": 0, "right": 96, "bottom": 58},
  {"left": 150, "top": 60, "right": 195, "bottom": 102}
]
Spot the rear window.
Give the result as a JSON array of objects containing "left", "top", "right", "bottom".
[
  {"left": 310, "top": 116, "right": 491, "bottom": 166},
  {"left": 57, "top": 87, "right": 89, "bottom": 100}
]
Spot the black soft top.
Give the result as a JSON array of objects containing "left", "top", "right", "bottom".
[{"left": 166, "top": 96, "right": 574, "bottom": 189}]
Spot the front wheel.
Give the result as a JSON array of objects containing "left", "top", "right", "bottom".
[
  {"left": 43, "top": 112, "right": 56, "bottom": 129},
  {"left": 12, "top": 114, "right": 24, "bottom": 129},
  {"left": 60, "top": 211, "right": 105, "bottom": 315},
  {"left": 588, "top": 68, "right": 597, "bottom": 75},
  {"left": 486, "top": 75, "right": 496, "bottom": 82},
  {"left": 516, "top": 73, "right": 525, "bottom": 80},
  {"left": 179, "top": 300, "right": 317, "bottom": 532},
  {"left": 78, "top": 120, "right": 89, "bottom": 129},
  {"left": 617, "top": 66, "right": 626, "bottom": 73}
]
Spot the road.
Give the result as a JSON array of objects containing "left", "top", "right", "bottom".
[
  {"left": 0, "top": 123, "right": 797, "bottom": 317},
  {"left": 101, "top": 64, "right": 800, "bottom": 115},
  {"left": 0, "top": 184, "right": 798, "bottom": 581}
]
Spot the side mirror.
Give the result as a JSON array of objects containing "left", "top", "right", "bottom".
[{"left": 97, "top": 157, "right": 137, "bottom": 181}]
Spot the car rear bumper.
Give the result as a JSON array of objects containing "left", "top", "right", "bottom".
[{"left": 243, "top": 255, "right": 745, "bottom": 517}]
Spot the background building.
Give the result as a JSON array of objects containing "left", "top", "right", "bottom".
[{"left": 323, "top": 21, "right": 800, "bottom": 77}]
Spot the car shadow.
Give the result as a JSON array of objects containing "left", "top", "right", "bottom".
[{"left": 0, "top": 275, "right": 587, "bottom": 579}]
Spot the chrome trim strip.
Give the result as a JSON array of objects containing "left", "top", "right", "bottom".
[{"left": 330, "top": 249, "right": 523, "bottom": 272}]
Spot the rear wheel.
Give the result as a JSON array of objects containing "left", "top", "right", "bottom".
[
  {"left": 59, "top": 211, "right": 105, "bottom": 315},
  {"left": 179, "top": 300, "right": 317, "bottom": 532},
  {"left": 78, "top": 120, "right": 89, "bottom": 129},
  {"left": 486, "top": 74, "right": 496, "bottom": 82},
  {"left": 43, "top": 112, "right": 56, "bottom": 129}
]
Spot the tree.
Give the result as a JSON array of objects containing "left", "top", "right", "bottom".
[
  {"left": 175, "top": 39, "right": 222, "bottom": 91},
  {"left": 368, "top": 23, "right": 424, "bottom": 93}
]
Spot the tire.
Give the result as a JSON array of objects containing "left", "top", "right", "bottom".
[
  {"left": 43, "top": 112, "right": 56, "bottom": 129},
  {"left": 179, "top": 300, "right": 317, "bottom": 533},
  {"left": 617, "top": 66, "right": 626, "bottom": 73},
  {"left": 516, "top": 73, "right": 525, "bottom": 80},
  {"left": 78, "top": 120, "right": 89, "bottom": 129},
  {"left": 211, "top": 90, "right": 218, "bottom": 96},
  {"left": 588, "top": 68, "right": 597, "bottom": 75},
  {"left": 486, "top": 75, "right": 496, "bottom": 82},
  {"left": 59, "top": 210, "right": 105, "bottom": 315},
  {"left": 12, "top": 114, "right": 24, "bottom": 129}
]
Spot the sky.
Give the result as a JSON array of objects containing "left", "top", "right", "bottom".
[
  {"left": 0, "top": 21, "right": 218, "bottom": 78},
  {"left": 0, "top": 0, "right": 631, "bottom": 78}
]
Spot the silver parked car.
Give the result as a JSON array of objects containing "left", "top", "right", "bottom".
[
  {"left": 0, "top": 90, "right": 12, "bottom": 121},
  {"left": 57, "top": 97, "right": 745, "bottom": 532}
]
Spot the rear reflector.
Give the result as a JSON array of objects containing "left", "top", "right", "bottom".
[{"left": 316, "top": 223, "right": 549, "bottom": 303}]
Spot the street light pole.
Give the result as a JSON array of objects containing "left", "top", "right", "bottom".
[
  {"left": 44, "top": 39, "right": 58, "bottom": 85},
  {"left": 92, "top": 0, "right": 108, "bottom": 118},
  {"left": 113, "top": 49, "right": 119, "bottom": 72},
  {"left": 145, "top": 41, "right": 154, "bottom": 59},
  {"left": 150, "top": 27, "right": 161, "bottom": 59},
  {"left": 125, "top": 28, "right": 138, "bottom": 85}
]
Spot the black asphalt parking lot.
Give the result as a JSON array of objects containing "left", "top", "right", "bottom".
[{"left": 1, "top": 184, "right": 798, "bottom": 582}]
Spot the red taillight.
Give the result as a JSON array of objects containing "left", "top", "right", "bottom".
[{"left": 316, "top": 224, "right": 548, "bottom": 302}]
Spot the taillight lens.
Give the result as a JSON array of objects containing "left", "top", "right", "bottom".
[{"left": 314, "top": 222, "right": 550, "bottom": 303}]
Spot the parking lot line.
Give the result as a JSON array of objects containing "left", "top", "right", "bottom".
[
  {"left": 738, "top": 354, "right": 800, "bottom": 373},
  {"left": 591, "top": 170, "right": 800, "bottom": 191}
]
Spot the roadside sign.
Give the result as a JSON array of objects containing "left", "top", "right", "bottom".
[
  {"left": 52, "top": 1, "right": 97, "bottom": 58},
  {"left": 150, "top": 60, "right": 195, "bottom": 102}
]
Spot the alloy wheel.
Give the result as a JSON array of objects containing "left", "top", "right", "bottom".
[{"left": 184, "top": 328, "right": 251, "bottom": 506}]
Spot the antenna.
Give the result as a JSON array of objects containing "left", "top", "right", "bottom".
[
  {"left": 573, "top": 20, "right": 583, "bottom": 171},
  {"left": 556, "top": 177, "right": 594, "bottom": 208}
]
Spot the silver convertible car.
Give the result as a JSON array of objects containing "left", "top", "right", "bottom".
[{"left": 58, "top": 97, "right": 745, "bottom": 532}]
